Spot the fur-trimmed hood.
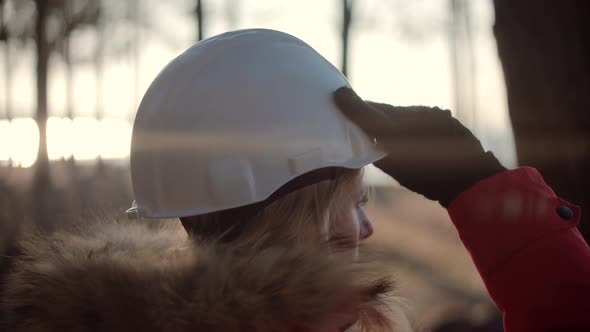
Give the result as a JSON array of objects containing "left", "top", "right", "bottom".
[{"left": 1, "top": 220, "right": 410, "bottom": 332}]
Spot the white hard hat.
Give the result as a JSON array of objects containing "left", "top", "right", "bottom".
[{"left": 128, "top": 29, "right": 384, "bottom": 219}]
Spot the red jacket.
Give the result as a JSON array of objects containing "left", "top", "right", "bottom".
[{"left": 448, "top": 167, "right": 590, "bottom": 331}]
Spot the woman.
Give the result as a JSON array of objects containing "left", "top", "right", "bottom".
[{"left": 0, "top": 29, "right": 412, "bottom": 332}]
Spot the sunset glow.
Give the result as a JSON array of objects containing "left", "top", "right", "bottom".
[{"left": 0, "top": 117, "right": 132, "bottom": 168}]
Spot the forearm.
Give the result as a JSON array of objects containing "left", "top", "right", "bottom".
[{"left": 447, "top": 167, "right": 590, "bottom": 331}]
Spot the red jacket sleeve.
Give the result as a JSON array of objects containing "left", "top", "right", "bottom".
[{"left": 447, "top": 167, "right": 590, "bottom": 331}]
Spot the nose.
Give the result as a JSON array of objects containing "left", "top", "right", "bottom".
[{"left": 359, "top": 210, "right": 374, "bottom": 240}]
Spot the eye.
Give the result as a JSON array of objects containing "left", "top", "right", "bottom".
[{"left": 355, "top": 190, "right": 369, "bottom": 208}]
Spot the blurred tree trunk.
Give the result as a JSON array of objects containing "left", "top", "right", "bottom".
[
  {"left": 33, "top": 0, "right": 50, "bottom": 188},
  {"left": 1, "top": 1, "right": 12, "bottom": 167},
  {"left": 1, "top": 2, "right": 12, "bottom": 121},
  {"left": 32, "top": 0, "right": 53, "bottom": 228},
  {"left": 195, "top": 0, "right": 204, "bottom": 41},
  {"left": 95, "top": 12, "right": 105, "bottom": 173},
  {"left": 341, "top": 0, "right": 353, "bottom": 78},
  {"left": 493, "top": 0, "right": 590, "bottom": 240},
  {"left": 95, "top": 26, "right": 104, "bottom": 121},
  {"left": 3, "top": 42, "right": 11, "bottom": 121},
  {"left": 64, "top": 36, "right": 73, "bottom": 120}
]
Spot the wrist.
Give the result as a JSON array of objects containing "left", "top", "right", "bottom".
[{"left": 438, "top": 151, "right": 506, "bottom": 207}]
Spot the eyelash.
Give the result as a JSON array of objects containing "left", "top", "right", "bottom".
[{"left": 356, "top": 192, "right": 369, "bottom": 208}]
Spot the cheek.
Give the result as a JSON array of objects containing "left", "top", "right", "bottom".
[
  {"left": 331, "top": 208, "right": 361, "bottom": 244},
  {"left": 332, "top": 207, "right": 374, "bottom": 244}
]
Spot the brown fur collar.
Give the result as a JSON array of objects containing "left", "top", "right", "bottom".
[{"left": 1, "top": 220, "right": 409, "bottom": 332}]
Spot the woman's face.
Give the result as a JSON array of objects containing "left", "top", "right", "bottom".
[{"left": 330, "top": 181, "right": 374, "bottom": 254}]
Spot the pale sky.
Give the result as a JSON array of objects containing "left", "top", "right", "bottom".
[{"left": 0, "top": 0, "right": 516, "bottom": 169}]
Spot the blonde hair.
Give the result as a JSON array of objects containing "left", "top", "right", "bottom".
[
  {"left": 180, "top": 167, "right": 416, "bottom": 331},
  {"left": 181, "top": 168, "right": 362, "bottom": 248}
]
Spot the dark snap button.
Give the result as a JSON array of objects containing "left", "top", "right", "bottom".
[{"left": 556, "top": 205, "right": 573, "bottom": 220}]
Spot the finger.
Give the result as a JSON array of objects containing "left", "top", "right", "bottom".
[
  {"left": 370, "top": 104, "right": 452, "bottom": 118},
  {"left": 333, "top": 87, "right": 391, "bottom": 138},
  {"left": 365, "top": 103, "right": 428, "bottom": 139},
  {"left": 369, "top": 103, "right": 456, "bottom": 138}
]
